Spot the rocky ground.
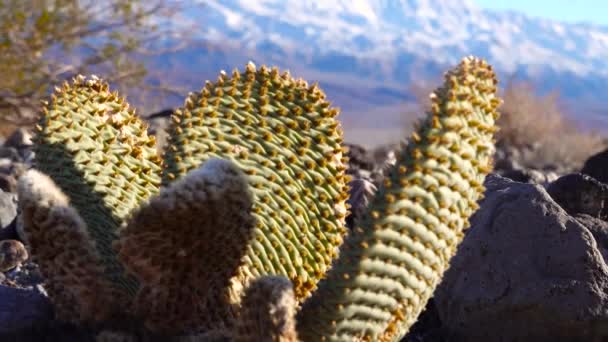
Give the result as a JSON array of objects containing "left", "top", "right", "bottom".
[{"left": 1, "top": 121, "right": 608, "bottom": 341}]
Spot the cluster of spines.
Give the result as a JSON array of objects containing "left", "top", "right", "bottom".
[
  {"left": 160, "top": 62, "right": 351, "bottom": 300},
  {"left": 296, "top": 56, "right": 501, "bottom": 341}
]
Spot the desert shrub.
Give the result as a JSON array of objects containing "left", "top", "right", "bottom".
[{"left": 496, "top": 80, "right": 606, "bottom": 171}]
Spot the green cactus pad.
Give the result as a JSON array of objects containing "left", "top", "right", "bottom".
[
  {"left": 32, "top": 75, "right": 163, "bottom": 296},
  {"left": 161, "top": 63, "right": 350, "bottom": 300},
  {"left": 296, "top": 56, "right": 501, "bottom": 341}
]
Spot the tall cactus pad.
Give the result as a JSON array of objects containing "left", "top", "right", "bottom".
[
  {"left": 32, "top": 75, "right": 163, "bottom": 296},
  {"left": 162, "top": 63, "right": 350, "bottom": 300},
  {"left": 296, "top": 56, "right": 501, "bottom": 341},
  {"left": 17, "top": 170, "right": 122, "bottom": 323},
  {"left": 235, "top": 276, "right": 298, "bottom": 342},
  {"left": 115, "top": 159, "right": 256, "bottom": 333}
]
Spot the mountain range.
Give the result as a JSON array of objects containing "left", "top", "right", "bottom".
[{"left": 153, "top": 0, "right": 608, "bottom": 146}]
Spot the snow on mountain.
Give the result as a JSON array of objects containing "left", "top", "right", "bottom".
[
  {"left": 155, "top": 0, "right": 608, "bottom": 143},
  {"left": 196, "top": 0, "right": 608, "bottom": 78}
]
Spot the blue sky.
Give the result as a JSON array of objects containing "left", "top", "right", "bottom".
[{"left": 475, "top": 0, "right": 608, "bottom": 27}]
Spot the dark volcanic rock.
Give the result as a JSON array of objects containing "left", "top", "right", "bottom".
[
  {"left": 345, "top": 177, "right": 377, "bottom": 229},
  {"left": 546, "top": 173, "right": 607, "bottom": 221},
  {"left": 0, "top": 285, "right": 53, "bottom": 335},
  {"left": 345, "top": 143, "right": 375, "bottom": 173},
  {"left": 434, "top": 174, "right": 608, "bottom": 341},
  {"left": 581, "top": 148, "right": 608, "bottom": 184}
]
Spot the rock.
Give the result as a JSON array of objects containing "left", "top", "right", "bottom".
[
  {"left": 546, "top": 173, "right": 607, "bottom": 221},
  {"left": 434, "top": 174, "right": 608, "bottom": 341},
  {"left": 345, "top": 177, "right": 377, "bottom": 229},
  {"left": 0, "top": 159, "right": 11, "bottom": 175},
  {"left": 0, "top": 147, "right": 21, "bottom": 162},
  {"left": 3, "top": 128, "right": 33, "bottom": 150},
  {"left": 371, "top": 144, "right": 397, "bottom": 171},
  {"left": 21, "top": 149, "right": 35, "bottom": 166},
  {"left": 3, "top": 261, "right": 43, "bottom": 289},
  {"left": 0, "top": 174, "right": 16, "bottom": 193},
  {"left": 0, "top": 240, "right": 28, "bottom": 272},
  {"left": 0, "top": 217, "right": 19, "bottom": 242},
  {"left": 500, "top": 168, "right": 562, "bottom": 186},
  {"left": 526, "top": 169, "right": 548, "bottom": 184},
  {"left": 351, "top": 169, "right": 372, "bottom": 180},
  {"left": 345, "top": 143, "right": 375, "bottom": 172},
  {"left": 95, "top": 330, "right": 137, "bottom": 342},
  {"left": 581, "top": 148, "right": 608, "bottom": 184},
  {"left": 146, "top": 116, "right": 170, "bottom": 154},
  {"left": 499, "top": 169, "right": 531, "bottom": 183},
  {"left": 0, "top": 285, "right": 53, "bottom": 335},
  {"left": 544, "top": 171, "right": 560, "bottom": 184},
  {"left": 0, "top": 191, "right": 17, "bottom": 229},
  {"left": 575, "top": 214, "right": 608, "bottom": 262},
  {"left": 493, "top": 157, "right": 520, "bottom": 173}
]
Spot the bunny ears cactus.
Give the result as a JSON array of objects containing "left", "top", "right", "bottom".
[{"left": 18, "top": 56, "right": 500, "bottom": 341}]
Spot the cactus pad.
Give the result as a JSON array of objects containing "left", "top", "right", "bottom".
[
  {"left": 235, "top": 276, "right": 298, "bottom": 342},
  {"left": 31, "top": 75, "right": 163, "bottom": 296},
  {"left": 161, "top": 62, "right": 350, "bottom": 300},
  {"left": 115, "top": 158, "right": 256, "bottom": 333},
  {"left": 296, "top": 56, "right": 501, "bottom": 341},
  {"left": 17, "top": 170, "right": 123, "bottom": 322}
]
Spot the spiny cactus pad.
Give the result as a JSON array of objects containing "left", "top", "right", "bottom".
[
  {"left": 31, "top": 75, "right": 163, "bottom": 297},
  {"left": 115, "top": 158, "right": 256, "bottom": 333},
  {"left": 296, "top": 56, "right": 501, "bottom": 341},
  {"left": 17, "top": 170, "right": 121, "bottom": 322},
  {"left": 235, "top": 276, "right": 298, "bottom": 342},
  {"left": 162, "top": 62, "right": 350, "bottom": 300}
]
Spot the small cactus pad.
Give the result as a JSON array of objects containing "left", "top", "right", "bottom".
[
  {"left": 17, "top": 170, "right": 121, "bottom": 323},
  {"left": 161, "top": 63, "right": 350, "bottom": 300},
  {"left": 235, "top": 276, "right": 298, "bottom": 342},
  {"left": 296, "top": 56, "right": 501, "bottom": 341},
  {"left": 115, "top": 158, "right": 256, "bottom": 333},
  {"left": 32, "top": 75, "right": 163, "bottom": 295}
]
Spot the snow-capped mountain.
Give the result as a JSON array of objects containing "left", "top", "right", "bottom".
[
  {"left": 197, "top": 0, "right": 608, "bottom": 76},
  {"left": 157, "top": 0, "right": 608, "bottom": 144}
]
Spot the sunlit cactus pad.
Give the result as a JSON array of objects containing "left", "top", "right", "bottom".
[{"left": 162, "top": 62, "right": 351, "bottom": 300}]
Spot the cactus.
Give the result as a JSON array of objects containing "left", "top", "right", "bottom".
[
  {"left": 296, "top": 56, "right": 500, "bottom": 341},
  {"left": 161, "top": 62, "right": 350, "bottom": 301},
  {"left": 115, "top": 158, "right": 256, "bottom": 332},
  {"left": 29, "top": 75, "right": 163, "bottom": 311},
  {"left": 235, "top": 276, "right": 298, "bottom": 342},
  {"left": 18, "top": 169, "right": 122, "bottom": 322},
  {"left": 18, "top": 56, "right": 500, "bottom": 340}
]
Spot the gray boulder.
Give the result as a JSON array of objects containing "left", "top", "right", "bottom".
[
  {"left": 0, "top": 191, "right": 17, "bottom": 229},
  {"left": 582, "top": 149, "right": 608, "bottom": 184},
  {"left": 546, "top": 173, "right": 607, "bottom": 221},
  {"left": 434, "top": 174, "right": 608, "bottom": 341}
]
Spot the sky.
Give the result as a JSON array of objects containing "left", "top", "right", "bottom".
[{"left": 475, "top": 0, "right": 608, "bottom": 27}]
